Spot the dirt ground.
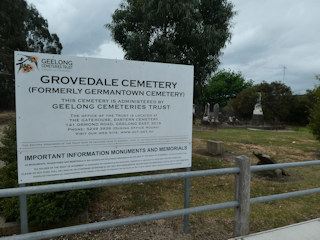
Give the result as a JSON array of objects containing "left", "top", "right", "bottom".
[
  {"left": 51, "top": 218, "right": 227, "bottom": 240},
  {"left": 51, "top": 212, "right": 231, "bottom": 240}
]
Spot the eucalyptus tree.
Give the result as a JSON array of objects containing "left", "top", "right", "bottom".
[
  {"left": 0, "top": 0, "right": 62, "bottom": 110},
  {"left": 203, "top": 70, "right": 253, "bottom": 107},
  {"left": 107, "top": 0, "right": 235, "bottom": 102}
]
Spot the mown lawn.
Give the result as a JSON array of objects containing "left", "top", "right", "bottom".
[
  {"left": 91, "top": 127, "right": 320, "bottom": 239},
  {"left": 191, "top": 127, "right": 320, "bottom": 235}
]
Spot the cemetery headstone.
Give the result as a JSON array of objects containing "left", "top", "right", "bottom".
[
  {"left": 252, "top": 92, "right": 264, "bottom": 125},
  {"left": 213, "top": 103, "right": 219, "bottom": 123},
  {"left": 203, "top": 102, "right": 211, "bottom": 123}
]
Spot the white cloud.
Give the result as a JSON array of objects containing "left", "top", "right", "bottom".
[
  {"left": 27, "top": 0, "right": 121, "bottom": 55},
  {"left": 220, "top": 0, "right": 320, "bottom": 93},
  {"left": 78, "top": 41, "right": 125, "bottom": 60},
  {"left": 27, "top": 0, "right": 320, "bottom": 94}
]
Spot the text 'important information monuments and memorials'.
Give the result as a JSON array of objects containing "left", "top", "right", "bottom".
[{"left": 15, "top": 51, "right": 194, "bottom": 184}]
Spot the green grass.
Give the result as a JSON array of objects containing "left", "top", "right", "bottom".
[
  {"left": 193, "top": 128, "right": 320, "bottom": 152},
  {"left": 90, "top": 127, "right": 320, "bottom": 238},
  {"left": 192, "top": 155, "right": 223, "bottom": 170},
  {"left": 287, "top": 126, "right": 310, "bottom": 132}
]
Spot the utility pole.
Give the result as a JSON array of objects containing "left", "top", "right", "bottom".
[{"left": 282, "top": 65, "right": 286, "bottom": 82}]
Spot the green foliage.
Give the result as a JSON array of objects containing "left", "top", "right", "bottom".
[
  {"left": 0, "top": 0, "right": 62, "bottom": 110},
  {"left": 203, "top": 69, "right": 253, "bottom": 107},
  {"left": 0, "top": 119, "right": 97, "bottom": 228},
  {"left": 26, "top": 190, "right": 91, "bottom": 227},
  {"left": 257, "top": 82, "right": 293, "bottom": 122},
  {"left": 287, "top": 94, "right": 313, "bottom": 125},
  {"left": 0, "top": 118, "right": 17, "bottom": 167},
  {"left": 308, "top": 75, "right": 320, "bottom": 140},
  {"left": 107, "top": 0, "right": 235, "bottom": 103},
  {"left": 231, "top": 81, "right": 293, "bottom": 122},
  {"left": 308, "top": 104, "right": 320, "bottom": 140},
  {"left": 230, "top": 87, "right": 256, "bottom": 120},
  {"left": 0, "top": 118, "right": 19, "bottom": 193}
]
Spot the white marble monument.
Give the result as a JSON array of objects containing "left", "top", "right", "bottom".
[{"left": 252, "top": 92, "right": 264, "bottom": 125}]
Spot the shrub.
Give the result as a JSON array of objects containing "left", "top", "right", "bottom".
[
  {"left": 231, "top": 81, "right": 293, "bottom": 123},
  {"left": 0, "top": 118, "right": 98, "bottom": 228},
  {"left": 309, "top": 104, "right": 320, "bottom": 141}
]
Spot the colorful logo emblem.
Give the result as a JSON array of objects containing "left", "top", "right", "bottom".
[{"left": 16, "top": 54, "right": 39, "bottom": 73}]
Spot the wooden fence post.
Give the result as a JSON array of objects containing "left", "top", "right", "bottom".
[{"left": 234, "top": 155, "right": 251, "bottom": 237}]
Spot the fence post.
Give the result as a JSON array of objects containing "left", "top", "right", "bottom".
[
  {"left": 234, "top": 155, "right": 251, "bottom": 237},
  {"left": 183, "top": 167, "right": 191, "bottom": 233},
  {"left": 19, "top": 183, "right": 29, "bottom": 234}
]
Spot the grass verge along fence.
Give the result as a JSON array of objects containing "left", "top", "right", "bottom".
[{"left": 0, "top": 156, "right": 320, "bottom": 240}]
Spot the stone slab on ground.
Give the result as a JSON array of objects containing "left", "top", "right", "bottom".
[{"left": 207, "top": 140, "right": 224, "bottom": 156}]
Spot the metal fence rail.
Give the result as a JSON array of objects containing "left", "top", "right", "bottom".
[
  {"left": 250, "top": 160, "right": 320, "bottom": 172},
  {"left": 1, "top": 201, "right": 240, "bottom": 240},
  {"left": 251, "top": 187, "right": 320, "bottom": 204},
  {"left": 0, "top": 167, "right": 240, "bottom": 197},
  {"left": 1, "top": 160, "right": 319, "bottom": 197},
  {"left": 0, "top": 158, "right": 320, "bottom": 240}
]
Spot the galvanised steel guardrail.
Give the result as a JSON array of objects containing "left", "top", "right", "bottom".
[{"left": 0, "top": 157, "right": 320, "bottom": 240}]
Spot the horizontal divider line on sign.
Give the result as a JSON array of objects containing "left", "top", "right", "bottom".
[{"left": 21, "top": 135, "right": 190, "bottom": 143}]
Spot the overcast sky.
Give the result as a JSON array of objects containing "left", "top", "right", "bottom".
[{"left": 27, "top": 0, "right": 320, "bottom": 94}]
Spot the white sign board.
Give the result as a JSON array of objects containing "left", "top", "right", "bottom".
[{"left": 15, "top": 51, "right": 194, "bottom": 184}]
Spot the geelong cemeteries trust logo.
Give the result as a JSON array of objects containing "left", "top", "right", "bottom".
[{"left": 16, "top": 54, "right": 39, "bottom": 73}]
